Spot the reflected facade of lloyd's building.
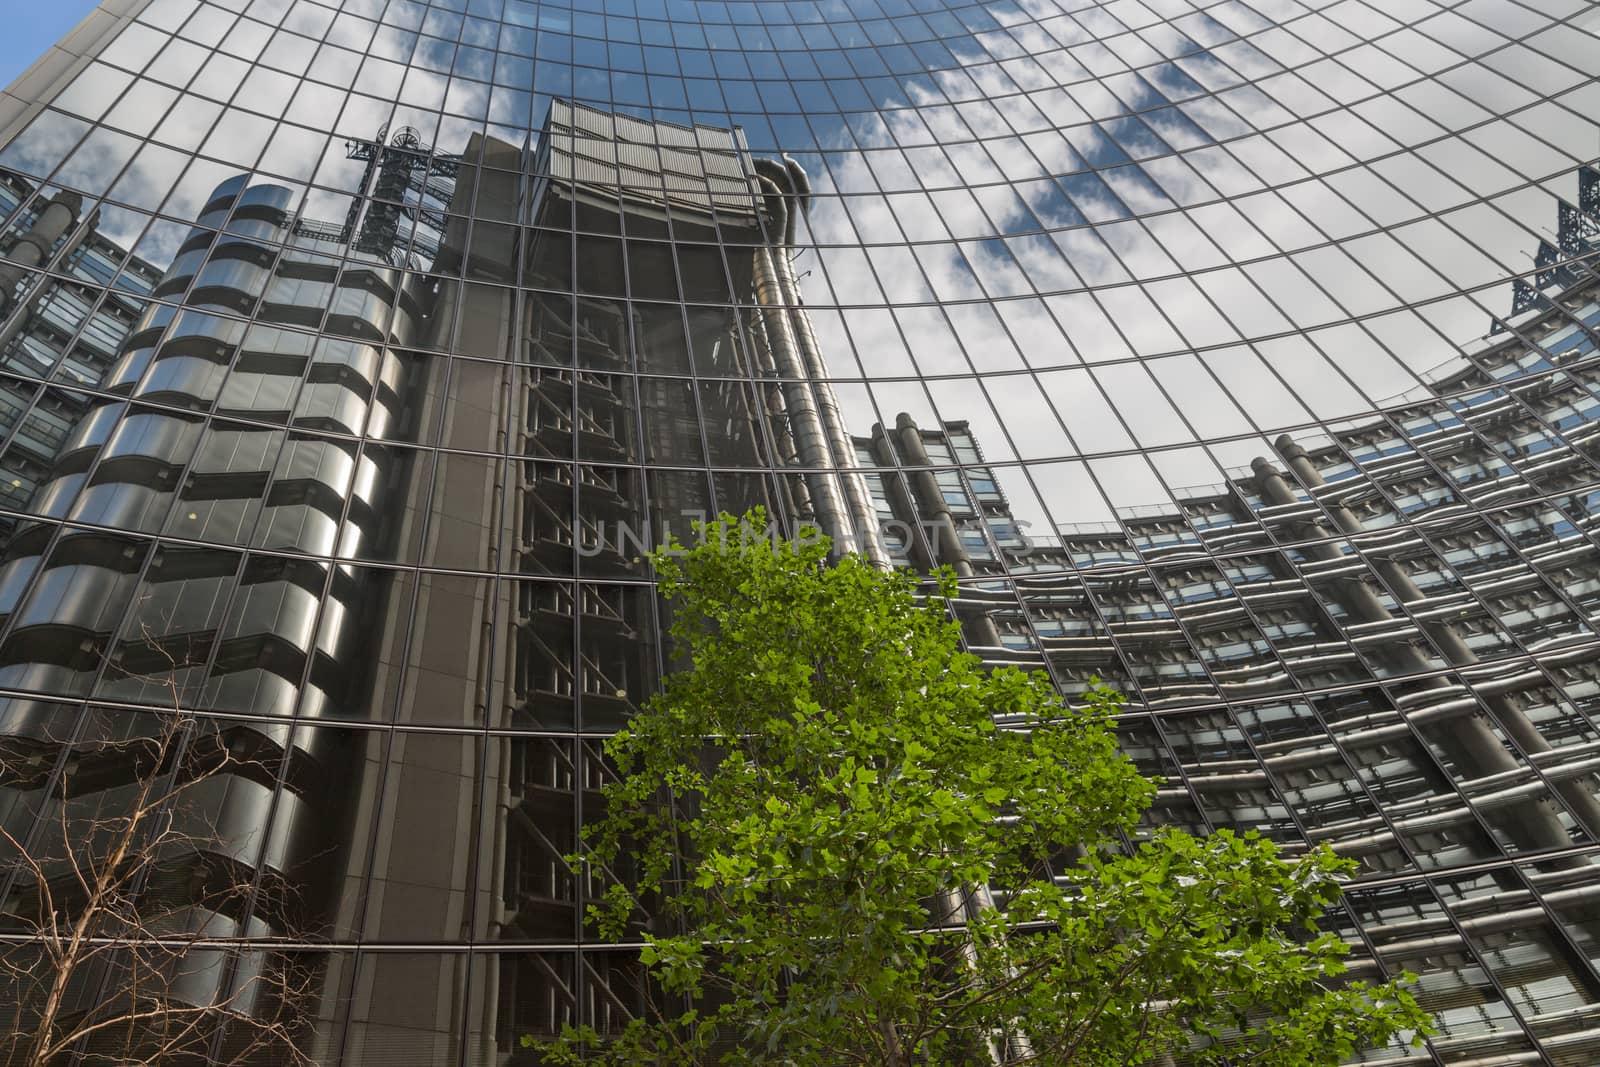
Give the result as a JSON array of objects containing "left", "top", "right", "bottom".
[{"left": 0, "top": 0, "right": 1599, "bottom": 1062}]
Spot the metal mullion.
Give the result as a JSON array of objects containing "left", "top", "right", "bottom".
[
  {"left": 1147, "top": 516, "right": 1581, "bottom": 885},
  {"left": 977, "top": 209, "right": 1327, "bottom": 723},
  {"left": 1281, "top": 402, "right": 1600, "bottom": 704},
  {"left": 1189, "top": 700, "right": 1452, "bottom": 1065},
  {"left": 1338, "top": 409, "right": 1600, "bottom": 686},
  {"left": 457, "top": 167, "right": 521, "bottom": 1065},
  {"left": 1468, "top": 365, "right": 1600, "bottom": 491},
  {"left": 1259, "top": 528, "right": 1595, "bottom": 849},
  {"left": 1365, "top": 866, "right": 1566, "bottom": 1067},
  {"left": 1430, "top": 704, "right": 1600, "bottom": 1005},
  {"left": 1225, "top": 685, "right": 1440, "bottom": 882},
  {"left": 1357, "top": 658, "right": 1584, "bottom": 850},
  {"left": 330, "top": 307, "right": 470, "bottom": 1067},
  {"left": 1140, "top": 548, "right": 1438, "bottom": 856}
]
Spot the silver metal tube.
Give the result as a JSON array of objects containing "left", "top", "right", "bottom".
[
  {"left": 0, "top": 190, "right": 83, "bottom": 327},
  {"left": 773, "top": 244, "right": 890, "bottom": 569},
  {"left": 0, "top": 190, "right": 81, "bottom": 305},
  {"left": 754, "top": 159, "right": 890, "bottom": 569},
  {"left": 752, "top": 230, "right": 858, "bottom": 556}
]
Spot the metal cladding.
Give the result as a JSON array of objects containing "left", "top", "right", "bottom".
[{"left": 0, "top": 0, "right": 1599, "bottom": 1063}]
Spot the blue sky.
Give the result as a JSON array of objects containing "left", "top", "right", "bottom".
[{"left": 0, "top": 3, "right": 101, "bottom": 92}]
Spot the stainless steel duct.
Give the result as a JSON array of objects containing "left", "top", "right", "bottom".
[
  {"left": 753, "top": 173, "right": 859, "bottom": 556},
  {"left": 0, "top": 190, "right": 82, "bottom": 315},
  {"left": 752, "top": 158, "right": 890, "bottom": 569}
]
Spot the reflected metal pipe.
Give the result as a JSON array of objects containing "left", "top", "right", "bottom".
[
  {"left": 0, "top": 190, "right": 81, "bottom": 315},
  {"left": 752, "top": 174, "right": 859, "bottom": 556},
  {"left": 752, "top": 158, "right": 889, "bottom": 569},
  {"left": 0, "top": 191, "right": 99, "bottom": 357},
  {"left": 893, "top": 412, "right": 1003, "bottom": 649}
]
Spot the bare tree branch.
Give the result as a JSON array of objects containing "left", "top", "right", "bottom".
[{"left": 0, "top": 624, "right": 317, "bottom": 1067}]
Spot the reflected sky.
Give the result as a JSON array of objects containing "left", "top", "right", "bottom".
[{"left": 1, "top": 0, "right": 1598, "bottom": 539}]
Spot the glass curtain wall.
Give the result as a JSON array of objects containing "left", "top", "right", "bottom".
[{"left": 1, "top": 0, "right": 1599, "bottom": 1063}]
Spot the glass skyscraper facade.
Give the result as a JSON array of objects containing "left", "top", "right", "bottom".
[{"left": 1, "top": 0, "right": 1600, "bottom": 1062}]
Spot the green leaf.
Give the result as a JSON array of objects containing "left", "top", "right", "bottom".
[{"left": 542, "top": 510, "right": 1429, "bottom": 1067}]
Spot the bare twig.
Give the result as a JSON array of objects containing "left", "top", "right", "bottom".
[{"left": 0, "top": 625, "right": 316, "bottom": 1066}]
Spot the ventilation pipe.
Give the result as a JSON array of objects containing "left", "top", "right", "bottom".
[
  {"left": 752, "top": 174, "right": 858, "bottom": 556},
  {"left": 752, "top": 157, "right": 889, "bottom": 568},
  {"left": 0, "top": 190, "right": 83, "bottom": 315},
  {"left": 890, "top": 412, "right": 1004, "bottom": 649}
]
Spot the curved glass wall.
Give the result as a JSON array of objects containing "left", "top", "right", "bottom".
[{"left": 1, "top": 0, "right": 1600, "bottom": 1062}]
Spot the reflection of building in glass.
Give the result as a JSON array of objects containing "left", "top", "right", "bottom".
[
  {"left": 869, "top": 270, "right": 1600, "bottom": 1061},
  {"left": 1495, "top": 166, "right": 1599, "bottom": 332},
  {"left": 0, "top": 172, "right": 161, "bottom": 525},
  {"left": 323, "top": 99, "right": 903, "bottom": 1060},
  {"left": 0, "top": 140, "right": 446, "bottom": 1055},
  {"left": 871, "top": 288, "right": 1600, "bottom": 851},
  {"left": 4, "top": 0, "right": 1600, "bottom": 1062}
]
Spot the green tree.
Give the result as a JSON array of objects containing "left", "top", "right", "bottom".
[{"left": 540, "top": 511, "right": 1428, "bottom": 1065}]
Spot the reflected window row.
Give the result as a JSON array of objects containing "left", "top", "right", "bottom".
[
  {"left": 0, "top": 541, "right": 667, "bottom": 728},
  {"left": 2, "top": 520, "right": 1597, "bottom": 733},
  {"left": 3, "top": 367, "right": 1598, "bottom": 586},
  {"left": 1, "top": 389, "right": 1597, "bottom": 569},
  {"left": 0, "top": 325, "right": 1594, "bottom": 447},
  {"left": 6, "top": 698, "right": 1600, "bottom": 906},
  {"left": 9, "top": 150, "right": 1600, "bottom": 415}
]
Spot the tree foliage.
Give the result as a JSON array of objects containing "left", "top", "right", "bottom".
[{"left": 541, "top": 511, "right": 1429, "bottom": 1065}]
